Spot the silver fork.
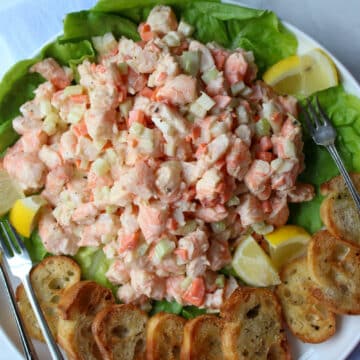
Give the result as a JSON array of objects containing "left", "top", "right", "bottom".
[
  {"left": 0, "top": 220, "right": 64, "bottom": 360},
  {"left": 301, "top": 96, "right": 360, "bottom": 211}
]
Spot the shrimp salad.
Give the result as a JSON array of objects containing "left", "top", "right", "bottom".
[{"left": 3, "top": 5, "right": 314, "bottom": 309}]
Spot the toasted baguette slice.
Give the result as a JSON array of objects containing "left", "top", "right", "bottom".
[
  {"left": 276, "top": 257, "right": 336, "bottom": 343},
  {"left": 320, "top": 173, "right": 360, "bottom": 195},
  {"left": 58, "top": 281, "right": 115, "bottom": 360},
  {"left": 221, "top": 288, "right": 290, "bottom": 360},
  {"left": 308, "top": 230, "right": 360, "bottom": 315},
  {"left": 15, "top": 255, "right": 81, "bottom": 342},
  {"left": 146, "top": 312, "right": 186, "bottom": 360},
  {"left": 92, "top": 304, "right": 148, "bottom": 360},
  {"left": 320, "top": 173, "right": 360, "bottom": 246},
  {"left": 180, "top": 315, "right": 224, "bottom": 360}
]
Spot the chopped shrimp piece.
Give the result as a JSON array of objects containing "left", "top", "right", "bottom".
[
  {"left": 266, "top": 195, "right": 289, "bottom": 227},
  {"left": 106, "top": 260, "right": 130, "bottom": 285},
  {"left": 117, "top": 283, "right": 138, "bottom": 304},
  {"left": 244, "top": 160, "right": 272, "bottom": 200},
  {"left": 130, "top": 268, "right": 166, "bottom": 300},
  {"left": 178, "top": 229, "right": 209, "bottom": 260},
  {"left": 182, "top": 277, "right": 206, "bottom": 307},
  {"left": 19, "top": 100, "right": 42, "bottom": 121},
  {"left": 155, "top": 161, "right": 182, "bottom": 201},
  {"left": 59, "top": 130, "right": 77, "bottom": 160},
  {"left": 226, "top": 138, "right": 251, "bottom": 181},
  {"left": 207, "top": 239, "right": 232, "bottom": 271},
  {"left": 138, "top": 202, "right": 168, "bottom": 243},
  {"left": 271, "top": 159, "right": 299, "bottom": 191},
  {"left": 118, "top": 231, "right": 140, "bottom": 253},
  {"left": 196, "top": 204, "right": 228, "bottom": 222},
  {"left": 211, "top": 48, "right": 229, "bottom": 70},
  {"left": 120, "top": 205, "right": 140, "bottom": 234},
  {"left": 224, "top": 276, "right": 239, "bottom": 299},
  {"left": 166, "top": 276, "right": 185, "bottom": 303},
  {"left": 237, "top": 193, "right": 264, "bottom": 227},
  {"left": 41, "top": 164, "right": 73, "bottom": 205},
  {"left": 38, "top": 145, "right": 62, "bottom": 169},
  {"left": 189, "top": 40, "right": 215, "bottom": 73},
  {"left": 204, "top": 289, "right": 224, "bottom": 309},
  {"left": 12, "top": 116, "right": 42, "bottom": 135},
  {"left": 3, "top": 144, "right": 46, "bottom": 193},
  {"left": 72, "top": 202, "right": 99, "bottom": 225},
  {"left": 148, "top": 53, "right": 179, "bottom": 87},
  {"left": 146, "top": 5, "right": 178, "bottom": 35},
  {"left": 198, "top": 133, "right": 230, "bottom": 167},
  {"left": 38, "top": 210, "right": 78, "bottom": 255},
  {"left": 127, "top": 67, "right": 148, "bottom": 94},
  {"left": 20, "top": 130, "right": 48, "bottom": 153},
  {"left": 84, "top": 108, "right": 116, "bottom": 141},
  {"left": 30, "top": 58, "right": 72, "bottom": 89},
  {"left": 186, "top": 256, "right": 209, "bottom": 278},
  {"left": 196, "top": 168, "right": 225, "bottom": 206},
  {"left": 278, "top": 95, "right": 298, "bottom": 117},
  {"left": 287, "top": 183, "right": 315, "bottom": 203},
  {"left": 224, "top": 52, "right": 248, "bottom": 85},
  {"left": 156, "top": 74, "right": 198, "bottom": 106}
]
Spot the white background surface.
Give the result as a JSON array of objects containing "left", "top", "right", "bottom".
[{"left": 0, "top": 0, "right": 359, "bottom": 359}]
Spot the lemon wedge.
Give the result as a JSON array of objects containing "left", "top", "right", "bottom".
[
  {"left": 0, "top": 169, "right": 24, "bottom": 216},
  {"left": 9, "top": 195, "right": 47, "bottom": 238},
  {"left": 264, "top": 225, "right": 311, "bottom": 269},
  {"left": 232, "top": 235, "right": 280, "bottom": 287},
  {"left": 263, "top": 48, "right": 338, "bottom": 96}
]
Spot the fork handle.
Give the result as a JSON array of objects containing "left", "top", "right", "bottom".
[
  {"left": 22, "top": 274, "right": 65, "bottom": 360},
  {"left": 0, "top": 262, "right": 39, "bottom": 360},
  {"left": 327, "top": 144, "right": 360, "bottom": 211}
]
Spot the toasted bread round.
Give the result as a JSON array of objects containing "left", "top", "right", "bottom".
[
  {"left": 320, "top": 192, "right": 360, "bottom": 247},
  {"left": 58, "top": 281, "right": 115, "bottom": 360},
  {"left": 146, "top": 312, "right": 186, "bottom": 360},
  {"left": 276, "top": 257, "right": 336, "bottom": 343},
  {"left": 180, "top": 315, "right": 224, "bottom": 360},
  {"left": 92, "top": 304, "right": 148, "bottom": 360},
  {"left": 221, "top": 288, "right": 290, "bottom": 360},
  {"left": 15, "top": 255, "right": 81, "bottom": 342},
  {"left": 308, "top": 230, "right": 360, "bottom": 315},
  {"left": 320, "top": 173, "right": 360, "bottom": 195}
]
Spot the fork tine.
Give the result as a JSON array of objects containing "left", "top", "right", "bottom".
[
  {"left": 299, "top": 103, "right": 315, "bottom": 135},
  {"left": 306, "top": 99, "right": 322, "bottom": 128},
  {"left": 0, "top": 228, "right": 13, "bottom": 258},
  {"left": 0, "top": 222, "right": 18, "bottom": 255},
  {"left": 315, "top": 96, "right": 333, "bottom": 126},
  {"left": 5, "top": 220, "right": 27, "bottom": 253}
]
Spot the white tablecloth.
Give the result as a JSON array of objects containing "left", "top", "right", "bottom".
[{"left": 0, "top": 0, "right": 359, "bottom": 359}]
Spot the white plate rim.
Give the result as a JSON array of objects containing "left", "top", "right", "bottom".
[{"left": 1, "top": 1, "right": 359, "bottom": 359}]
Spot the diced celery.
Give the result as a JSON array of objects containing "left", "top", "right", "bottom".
[
  {"left": 67, "top": 104, "right": 86, "bottom": 124},
  {"left": 189, "top": 101, "right": 207, "bottom": 118},
  {"left": 39, "top": 100, "right": 52, "bottom": 117},
  {"left": 137, "top": 243, "right": 149, "bottom": 257},
  {"left": 92, "top": 33, "right": 117, "bottom": 55},
  {"left": 241, "top": 86, "right": 253, "bottom": 97},
  {"left": 163, "top": 31, "right": 181, "bottom": 47},
  {"left": 201, "top": 67, "right": 219, "bottom": 85},
  {"left": 79, "top": 159, "right": 89, "bottom": 170},
  {"left": 236, "top": 105, "right": 249, "bottom": 124},
  {"left": 231, "top": 81, "right": 245, "bottom": 96},
  {"left": 104, "top": 148, "right": 118, "bottom": 165},
  {"left": 226, "top": 195, "right": 240, "bottom": 207},
  {"left": 105, "top": 205, "right": 117, "bottom": 214},
  {"left": 255, "top": 118, "right": 271, "bottom": 137},
  {"left": 129, "top": 122, "right": 144, "bottom": 136},
  {"left": 118, "top": 62, "right": 128, "bottom": 75},
  {"left": 174, "top": 220, "right": 197, "bottom": 236},
  {"left": 181, "top": 276, "right": 192, "bottom": 290},
  {"left": 179, "top": 51, "right": 200, "bottom": 76},
  {"left": 211, "top": 221, "right": 227, "bottom": 234},
  {"left": 178, "top": 20, "right": 194, "bottom": 37},
  {"left": 215, "top": 274, "right": 225, "bottom": 288},
  {"left": 92, "top": 158, "right": 110, "bottom": 176},
  {"left": 154, "top": 238, "right": 175, "bottom": 261},
  {"left": 251, "top": 222, "right": 274, "bottom": 235},
  {"left": 63, "top": 85, "right": 84, "bottom": 97},
  {"left": 196, "top": 92, "right": 215, "bottom": 111},
  {"left": 42, "top": 112, "right": 59, "bottom": 136},
  {"left": 119, "top": 99, "right": 133, "bottom": 117}
]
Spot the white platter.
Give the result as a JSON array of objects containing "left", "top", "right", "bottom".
[{"left": 1, "top": 1, "right": 360, "bottom": 359}]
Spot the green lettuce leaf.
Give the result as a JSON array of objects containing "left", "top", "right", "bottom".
[
  {"left": 62, "top": 11, "right": 140, "bottom": 42},
  {"left": 151, "top": 300, "right": 183, "bottom": 315},
  {"left": 289, "top": 85, "right": 360, "bottom": 233},
  {"left": 181, "top": 306, "right": 207, "bottom": 319},
  {"left": 24, "top": 230, "right": 49, "bottom": 263}
]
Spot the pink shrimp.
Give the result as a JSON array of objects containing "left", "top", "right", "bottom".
[
  {"left": 278, "top": 95, "right": 298, "bottom": 117},
  {"left": 146, "top": 5, "right": 178, "bottom": 35},
  {"left": 59, "top": 130, "right": 78, "bottom": 160},
  {"left": 224, "top": 52, "right": 248, "bottom": 85},
  {"left": 19, "top": 130, "right": 48, "bottom": 154},
  {"left": 244, "top": 160, "right": 272, "bottom": 200},
  {"left": 130, "top": 268, "right": 166, "bottom": 300},
  {"left": 156, "top": 75, "right": 198, "bottom": 106},
  {"left": 106, "top": 259, "right": 131, "bottom": 285},
  {"left": 226, "top": 138, "right": 251, "bottom": 181},
  {"left": 127, "top": 67, "right": 148, "bottom": 94},
  {"left": 166, "top": 276, "right": 185, "bottom": 303},
  {"left": 237, "top": 193, "right": 265, "bottom": 227},
  {"left": 271, "top": 159, "right": 300, "bottom": 191},
  {"left": 186, "top": 256, "right": 209, "bottom": 278},
  {"left": 287, "top": 183, "right": 315, "bottom": 203},
  {"left": 38, "top": 210, "right": 79, "bottom": 255},
  {"left": 38, "top": 145, "right": 63, "bottom": 169},
  {"left": 266, "top": 195, "right": 289, "bottom": 227},
  {"left": 12, "top": 116, "right": 42, "bottom": 135},
  {"left": 84, "top": 108, "right": 116, "bottom": 141},
  {"left": 195, "top": 204, "right": 228, "bottom": 222},
  {"left": 177, "top": 229, "right": 209, "bottom": 261},
  {"left": 207, "top": 239, "right": 232, "bottom": 271},
  {"left": 71, "top": 202, "right": 99, "bottom": 225},
  {"left": 137, "top": 202, "right": 168, "bottom": 243},
  {"left": 30, "top": 58, "right": 72, "bottom": 89}
]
